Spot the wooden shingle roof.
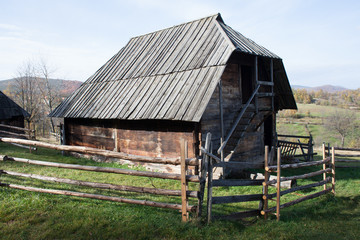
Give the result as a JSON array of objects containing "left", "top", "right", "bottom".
[{"left": 50, "top": 13, "right": 296, "bottom": 121}]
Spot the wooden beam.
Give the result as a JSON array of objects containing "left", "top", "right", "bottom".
[
  {"left": 0, "top": 183, "right": 197, "bottom": 212},
  {"left": 218, "top": 81, "right": 224, "bottom": 163},
  {"left": 276, "top": 148, "right": 281, "bottom": 221},
  {"left": 212, "top": 193, "right": 263, "bottom": 204},
  {"left": 0, "top": 137, "right": 199, "bottom": 166},
  {"left": 180, "top": 139, "right": 188, "bottom": 222},
  {"left": 1, "top": 155, "right": 200, "bottom": 182},
  {"left": 265, "top": 168, "right": 331, "bottom": 186},
  {"left": 265, "top": 157, "right": 331, "bottom": 171},
  {"left": 332, "top": 147, "right": 336, "bottom": 195}
]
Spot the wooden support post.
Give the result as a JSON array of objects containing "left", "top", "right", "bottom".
[
  {"left": 276, "top": 147, "right": 281, "bottom": 221},
  {"left": 331, "top": 147, "right": 336, "bottom": 195},
  {"left": 198, "top": 133, "right": 211, "bottom": 218},
  {"left": 322, "top": 143, "right": 327, "bottom": 191},
  {"left": 207, "top": 143, "right": 213, "bottom": 224},
  {"left": 218, "top": 81, "right": 225, "bottom": 176},
  {"left": 270, "top": 58, "right": 274, "bottom": 111},
  {"left": 308, "top": 135, "right": 313, "bottom": 161},
  {"left": 255, "top": 56, "right": 258, "bottom": 113},
  {"left": 263, "top": 145, "right": 269, "bottom": 220},
  {"left": 180, "top": 139, "right": 188, "bottom": 222}
]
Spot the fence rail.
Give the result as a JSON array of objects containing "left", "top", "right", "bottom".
[
  {"left": 277, "top": 134, "right": 315, "bottom": 161},
  {"left": 325, "top": 145, "right": 360, "bottom": 167},
  {"left": 262, "top": 145, "right": 335, "bottom": 221},
  {"left": 0, "top": 138, "right": 200, "bottom": 222},
  {"left": 0, "top": 124, "right": 35, "bottom": 140}
]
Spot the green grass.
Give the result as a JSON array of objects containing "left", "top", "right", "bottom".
[
  {"left": 277, "top": 103, "right": 360, "bottom": 148},
  {"left": 1, "top": 142, "right": 360, "bottom": 239}
]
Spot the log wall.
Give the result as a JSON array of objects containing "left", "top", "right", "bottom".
[{"left": 65, "top": 118, "right": 199, "bottom": 159}]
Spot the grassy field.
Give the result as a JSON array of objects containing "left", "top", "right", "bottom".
[
  {"left": 277, "top": 103, "right": 360, "bottom": 149},
  {"left": 1, "top": 142, "right": 360, "bottom": 239}
]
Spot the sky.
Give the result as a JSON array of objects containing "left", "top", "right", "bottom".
[{"left": 0, "top": 0, "right": 360, "bottom": 89}]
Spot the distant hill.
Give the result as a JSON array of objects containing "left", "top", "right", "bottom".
[
  {"left": 291, "top": 84, "right": 348, "bottom": 93},
  {"left": 0, "top": 78, "right": 82, "bottom": 96}
]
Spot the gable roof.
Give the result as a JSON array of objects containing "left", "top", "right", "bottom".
[
  {"left": 50, "top": 13, "right": 296, "bottom": 121},
  {"left": 0, "top": 91, "right": 30, "bottom": 120}
]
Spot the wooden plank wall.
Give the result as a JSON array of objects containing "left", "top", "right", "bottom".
[
  {"left": 201, "top": 56, "right": 273, "bottom": 165},
  {"left": 65, "top": 118, "right": 198, "bottom": 159}
]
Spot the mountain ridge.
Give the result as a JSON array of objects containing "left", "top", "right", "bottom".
[
  {"left": 291, "top": 84, "right": 349, "bottom": 93},
  {"left": 0, "top": 78, "right": 82, "bottom": 96}
]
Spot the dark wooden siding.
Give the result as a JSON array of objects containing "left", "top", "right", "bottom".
[{"left": 65, "top": 118, "right": 199, "bottom": 158}]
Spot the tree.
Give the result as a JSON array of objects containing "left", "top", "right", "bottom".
[
  {"left": 325, "top": 110, "right": 356, "bottom": 147},
  {"left": 37, "top": 60, "right": 61, "bottom": 133},
  {"left": 11, "top": 61, "right": 40, "bottom": 125}
]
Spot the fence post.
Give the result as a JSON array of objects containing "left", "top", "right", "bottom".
[
  {"left": 308, "top": 135, "right": 313, "bottom": 161},
  {"left": 180, "top": 139, "right": 188, "bottom": 222},
  {"left": 197, "top": 133, "right": 211, "bottom": 218},
  {"left": 331, "top": 147, "right": 336, "bottom": 195},
  {"left": 207, "top": 142, "right": 213, "bottom": 224},
  {"left": 322, "top": 143, "right": 327, "bottom": 191},
  {"left": 276, "top": 147, "right": 281, "bottom": 221},
  {"left": 263, "top": 145, "right": 269, "bottom": 220}
]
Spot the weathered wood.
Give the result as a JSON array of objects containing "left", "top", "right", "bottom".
[
  {"left": 335, "top": 159, "right": 360, "bottom": 162},
  {"left": 197, "top": 132, "right": 211, "bottom": 218},
  {"left": 0, "top": 137, "right": 198, "bottom": 166},
  {"left": 207, "top": 142, "right": 213, "bottom": 224},
  {"left": 276, "top": 148, "right": 281, "bottom": 221},
  {"left": 0, "top": 130, "right": 29, "bottom": 138},
  {"left": 215, "top": 161, "right": 264, "bottom": 169},
  {"left": 332, "top": 147, "right": 336, "bottom": 195},
  {"left": 212, "top": 179, "right": 263, "bottom": 187},
  {"left": 258, "top": 81, "right": 274, "bottom": 86},
  {"left": 325, "top": 146, "right": 360, "bottom": 152},
  {"left": 213, "top": 209, "right": 259, "bottom": 220},
  {"left": 265, "top": 177, "right": 331, "bottom": 200},
  {"left": 277, "top": 134, "right": 310, "bottom": 139},
  {"left": 1, "top": 155, "right": 200, "bottom": 182},
  {"left": 0, "top": 182, "right": 197, "bottom": 212},
  {"left": 212, "top": 193, "right": 263, "bottom": 204},
  {"left": 263, "top": 146, "right": 269, "bottom": 220},
  {"left": 10, "top": 143, "right": 37, "bottom": 151},
  {"left": 180, "top": 139, "right": 188, "bottom": 222},
  {"left": 0, "top": 123, "right": 35, "bottom": 133},
  {"left": 263, "top": 189, "right": 331, "bottom": 214},
  {"left": 251, "top": 173, "right": 296, "bottom": 189},
  {"left": 265, "top": 168, "right": 332, "bottom": 186},
  {"left": 200, "top": 146, "right": 220, "bottom": 163},
  {"left": 2, "top": 170, "right": 198, "bottom": 198},
  {"left": 278, "top": 140, "right": 309, "bottom": 147},
  {"left": 322, "top": 144, "right": 327, "bottom": 190},
  {"left": 265, "top": 158, "right": 331, "bottom": 171},
  {"left": 217, "top": 85, "right": 260, "bottom": 154},
  {"left": 334, "top": 154, "right": 360, "bottom": 158}
]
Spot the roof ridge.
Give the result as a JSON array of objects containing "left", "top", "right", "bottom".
[{"left": 129, "top": 13, "right": 221, "bottom": 40}]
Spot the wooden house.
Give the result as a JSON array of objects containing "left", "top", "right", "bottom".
[
  {"left": 0, "top": 91, "right": 30, "bottom": 127},
  {"left": 50, "top": 14, "right": 296, "bottom": 173}
]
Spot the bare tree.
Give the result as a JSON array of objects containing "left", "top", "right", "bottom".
[
  {"left": 37, "top": 60, "right": 61, "bottom": 133},
  {"left": 325, "top": 110, "right": 356, "bottom": 147},
  {"left": 11, "top": 61, "right": 40, "bottom": 126}
]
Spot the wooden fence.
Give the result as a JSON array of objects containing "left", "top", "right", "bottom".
[
  {"left": 262, "top": 146, "right": 335, "bottom": 221},
  {"left": 0, "top": 137, "right": 200, "bottom": 222},
  {"left": 277, "top": 134, "right": 315, "bottom": 161},
  {"left": 202, "top": 133, "right": 264, "bottom": 223},
  {"left": 325, "top": 145, "right": 360, "bottom": 168},
  {"left": 0, "top": 124, "right": 36, "bottom": 140}
]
